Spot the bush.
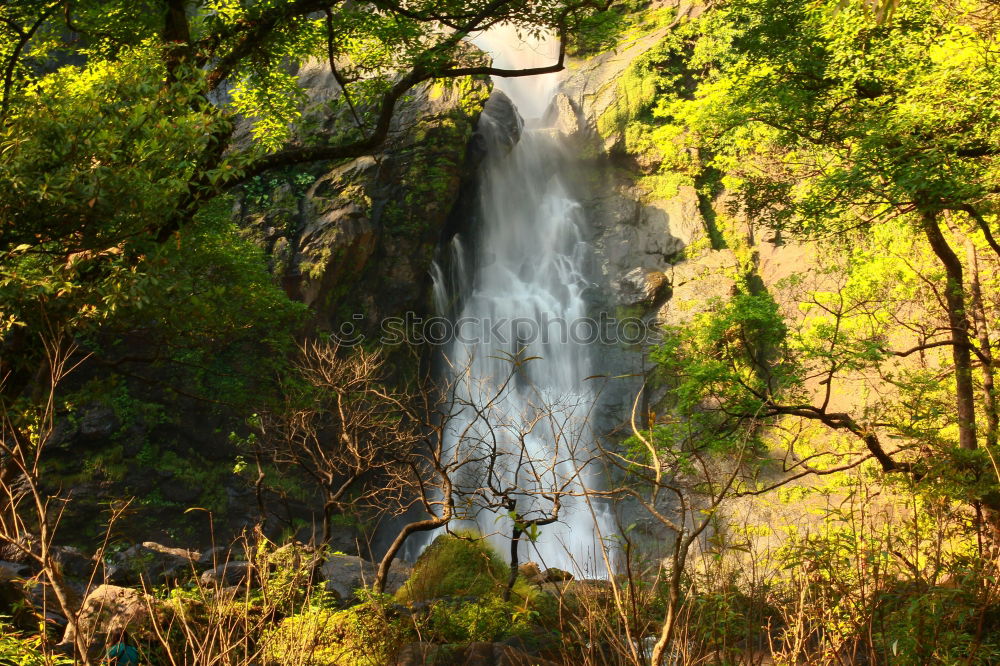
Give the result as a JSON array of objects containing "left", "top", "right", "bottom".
[
  {"left": 425, "top": 595, "right": 531, "bottom": 644},
  {"left": 0, "top": 619, "right": 72, "bottom": 666},
  {"left": 262, "top": 595, "right": 411, "bottom": 666}
]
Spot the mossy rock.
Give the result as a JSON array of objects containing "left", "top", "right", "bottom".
[{"left": 395, "top": 533, "right": 508, "bottom": 603}]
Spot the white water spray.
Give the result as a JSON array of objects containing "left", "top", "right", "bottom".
[{"left": 429, "top": 28, "right": 615, "bottom": 578}]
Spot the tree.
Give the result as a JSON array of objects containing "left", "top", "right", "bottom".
[
  {"left": 257, "top": 340, "right": 418, "bottom": 546},
  {"left": 0, "top": 0, "right": 612, "bottom": 421},
  {"left": 630, "top": 0, "right": 1000, "bottom": 459}
]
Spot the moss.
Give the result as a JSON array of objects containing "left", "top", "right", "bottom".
[
  {"left": 597, "top": 60, "right": 660, "bottom": 142},
  {"left": 133, "top": 442, "right": 231, "bottom": 514},
  {"left": 568, "top": 2, "right": 676, "bottom": 57},
  {"left": 396, "top": 532, "right": 508, "bottom": 602},
  {"left": 262, "top": 598, "right": 412, "bottom": 666}
]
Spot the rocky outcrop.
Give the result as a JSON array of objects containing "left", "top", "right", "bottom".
[
  {"left": 239, "top": 65, "right": 493, "bottom": 338},
  {"left": 546, "top": 2, "right": 714, "bottom": 323}
]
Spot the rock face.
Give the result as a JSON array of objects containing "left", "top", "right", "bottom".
[{"left": 239, "top": 65, "right": 492, "bottom": 338}]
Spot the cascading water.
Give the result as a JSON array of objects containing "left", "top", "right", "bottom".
[{"left": 427, "top": 29, "right": 616, "bottom": 578}]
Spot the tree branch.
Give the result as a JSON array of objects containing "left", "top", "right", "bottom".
[{"left": 0, "top": 3, "right": 59, "bottom": 122}]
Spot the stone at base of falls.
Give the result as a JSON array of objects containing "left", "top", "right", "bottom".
[
  {"left": 200, "top": 561, "right": 256, "bottom": 588},
  {"left": 107, "top": 541, "right": 197, "bottom": 586},
  {"left": 541, "top": 567, "right": 574, "bottom": 583},
  {"left": 517, "top": 561, "right": 575, "bottom": 585},
  {"left": 319, "top": 554, "right": 412, "bottom": 601},
  {"left": 60, "top": 584, "right": 157, "bottom": 656},
  {"left": 517, "top": 561, "right": 543, "bottom": 584},
  {"left": 395, "top": 641, "right": 560, "bottom": 666}
]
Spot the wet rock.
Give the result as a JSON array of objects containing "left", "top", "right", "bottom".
[{"left": 479, "top": 90, "right": 523, "bottom": 153}]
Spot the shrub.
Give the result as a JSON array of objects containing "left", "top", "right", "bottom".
[
  {"left": 262, "top": 595, "right": 411, "bottom": 666},
  {"left": 425, "top": 595, "right": 531, "bottom": 644}
]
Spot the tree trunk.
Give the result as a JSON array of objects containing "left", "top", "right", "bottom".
[
  {"left": 504, "top": 522, "right": 522, "bottom": 602},
  {"left": 375, "top": 516, "right": 447, "bottom": 593},
  {"left": 923, "top": 212, "right": 978, "bottom": 450},
  {"left": 650, "top": 537, "right": 686, "bottom": 666},
  {"left": 967, "top": 242, "right": 997, "bottom": 447}
]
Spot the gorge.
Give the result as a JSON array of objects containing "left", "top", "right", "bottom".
[{"left": 3, "top": 1, "right": 1000, "bottom": 664}]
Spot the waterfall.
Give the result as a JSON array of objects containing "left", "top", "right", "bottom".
[{"left": 425, "top": 28, "right": 616, "bottom": 578}]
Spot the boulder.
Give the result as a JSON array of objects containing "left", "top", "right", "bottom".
[
  {"left": 618, "top": 267, "right": 669, "bottom": 307},
  {"left": 200, "top": 561, "right": 255, "bottom": 588},
  {"left": 77, "top": 405, "right": 120, "bottom": 441},
  {"left": 542, "top": 567, "right": 574, "bottom": 583},
  {"left": 544, "top": 92, "right": 582, "bottom": 137},
  {"left": 478, "top": 90, "right": 523, "bottom": 153},
  {"left": 51, "top": 545, "right": 95, "bottom": 580},
  {"left": 319, "top": 555, "right": 411, "bottom": 601},
  {"left": 517, "top": 561, "right": 543, "bottom": 584},
  {"left": 196, "top": 546, "right": 227, "bottom": 571},
  {"left": 60, "top": 584, "right": 156, "bottom": 650},
  {"left": 0, "top": 560, "right": 29, "bottom": 579},
  {"left": 108, "top": 542, "right": 196, "bottom": 586}
]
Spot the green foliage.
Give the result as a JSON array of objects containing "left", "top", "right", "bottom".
[
  {"left": 636, "top": 291, "right": 793, "bottom": 462},
  {"left": 425, "top": 595, "right": 532, "bottom": 643},
  {"left": 262, "top": 595, "right": 411, "bottom": 666},
  {"left": 0, "top": 619, "right": 72, "bottom": 666},
  {"left": 0, "top": 47, "right": 226, "bottom": 345}
]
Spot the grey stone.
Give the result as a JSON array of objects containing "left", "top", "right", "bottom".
[
  {"left": 200, "top": 561, "right": 255, "bottom": 588},
  {"left": 108, "top": 542, "right": 195, "bottom": 586},
  {"left": 78, "top": 405, "right": 119, "bottom": 441},
  {"left": 319, "top": 554, "right": 411, "bottom": 600}
]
